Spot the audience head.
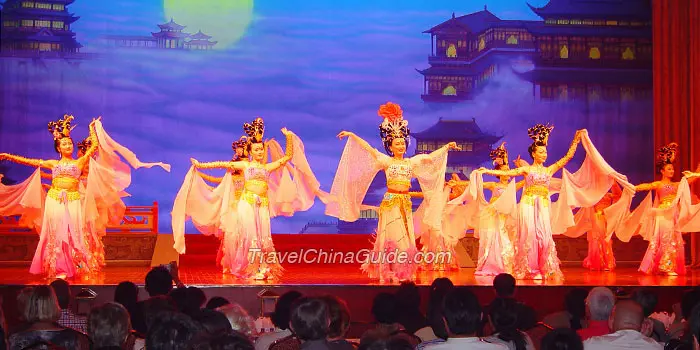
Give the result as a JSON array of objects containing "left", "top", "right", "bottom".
[
  {"left": 488, "top": 297, "right": 527, "bottom": 349},
  {"left": 206, "top": 330, "right": 255, "bottom": 350},
  {"left": 442, "top": 288, "right": 482, "bottom": 337},
  {"left": 681, "top": 289, "right": 700, "bottom": 321},
  {"left": 631, "top": 288, "right": 658, "bottom": 317},
  {"left": 321, "top": 295, "right": 351, "bottom": 339},
  {"left": 371, "top": 293, "right": 399, "bottom": 325},
  {"left": 22, "top": 285, "right": 61, "bottom": 324},
  {"left": 493, "top": 273, "right": 517, "bottom": 298},
  {"left": 270, "top": 290, "right": 303, "bottom": 330},
  {"left": 358, "top": 333, "right": 415, "bottom": 350},
  {"left": 688, "top": 304, "right": 700, "bottom": 350},
  {"left": 114, "top": 281, "right": 139, "bottom": 309},
  {"left": 49, "top": 279, "right": 71, "bottom": 310},
  {"left": 145, "top": 266, "right": 174, "bottom": 297},
  {"left": 586, "top": 287, "right": 615, "bottom": 321},
  {"left": 395, "top": 282, "right": 421, "bottom": 312},
  {"left": 146, "top": 312, "right": 202, "bottom": 350},
  {"left": 540, "top": 328, "right": 583, "bottom": 350},
  {"left": 189, "top": 308, "right": 232, "bottom": 335},
  {"left": 206, "top": 296, "right": 231, "bottom": 310},
  {"left": 143, "top": 295, "right": 178, "bottom": 331},
  {"left": 217, "top": 303, "right": 257, "bottom": 338},
  {"left": 290, "top": 297, "right": 330, "bottom": 342},
  {"left": 610, "top": 300, "right": 645, "bottom": 332},
  {"left": 88, "top": 302, "right": 131, "bottom": 349},
  {"left": 564, "top": 288, "right": 589, "bottom": 330},
  {"left": 169, "top": 287, "right": 206, "bottom": 315},
  {"left": 428, "top": 278, "right": 454, "bottom": 340}
]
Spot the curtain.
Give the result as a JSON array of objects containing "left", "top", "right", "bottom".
[{"left": 653, "top": 0, "right": 700, "bottom": 265}]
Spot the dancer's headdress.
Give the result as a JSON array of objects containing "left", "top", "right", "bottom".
[
  {"left": 231, "top": 136, "right": 248, "bottom": 161},
  {"left": 527, "top": 123, "right": 553, "bottom": 147},
  {"left": 77, "top": 136, "right": 92, "bottom": 154},
  {"left": 47, "top": 115, "right": 76, "bottom": 140},
  {"left": 490, "top": 142, "right": 508, "bottom": 167},
  {"left": 656, "top": 142, "right": 678, "bottom": 170},
  {"left": 243, "top": 117, "right": 265, "bottom": 144},
  {"left": 377, "top": 102, "right": 410, "bottom": 155}
]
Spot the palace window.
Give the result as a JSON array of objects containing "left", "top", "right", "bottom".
[
  {"left": 606, "top": 20, "right": 618, "bottom": 26},
  {"left": 52, "top": 21, "right": 64, "bottom": 29},
  {"left": 557, "top": 19, "right": 570, "bottom": 25},
  {"left": 507, "top": 35, "right": 518, "bottom": 45},
  {"left": 571, "top": 19, "right": 582, "bottom": 25},
  {"left": 546, "top": 19, "right": 556, "bottom": 24},
  {"left": 21, "top": 1, "right": 34, "bottom": 8},
  {"left": 442, "top": 85, "right": 457, "bottom": 96},
  {"left": 440, "top": 40, "right": 446, "bottom": 47},
  {"left": 589, "top": 47, "right": 601, "bottom": 59},
  {"left": 560, "top": 45, "right": 569, "bottom": 59},
  {"left": 478, "top": 38, "right": 485, "bottom": 51},
  {"left": 583, "top": 20, "right": 594, "bottom": 25},
  {"left": 3, "top": 21, "right": 18, "bottom": 27},
  {"left": 446, "top": 44, "right": 457, "bottom": 58},
  {"left": 52, "top": 3, "right": 65, "bottom": 10},
  {"left": 594, "top": 20, "right": 605, "bottom": 25},
  {"left": 622, "top": 47, "right": 635, "bottom": 60},
  {"left": 35, "top": 20, "right": 51, "bottom": 28},
  {"left": 35, "top": 2, "right": 51, "bottom": 9},
  {"left": 21, "top": 19, "right": 34, "bottom": 27},
  {"left": 460, "top": 142, "right": 473, "bottom": 152},
  {"left": 360, "top": 209, "right": 378, "bottom": 219}
]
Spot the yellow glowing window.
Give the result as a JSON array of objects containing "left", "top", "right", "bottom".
[
  {"left": 21, "top": 19, "right": 34, "bottom": 27},
  {"left": 442, "top": 85, "right": 457, "bottom": 96},
  {"left": 52, "top": 4, "right": 65, "bottom": 10},
  {"left": 507, "top": 35, "right": 518, "bottom": 45},
  {"left": 478, "top": 38, "right": 485, "bottom": 51},
  {"left": 606, "top": 21, "right": 618, "bottom": 25},
  {"left": 35, "top": 2, "right": 51, "bottom": 9},
  {"left": 21, "top": 1, "right": 34, "bottom": 8},
  {"left": 446, "top": 44, "right": 457, "bottom": 58},
  {"left": 35, "top": 20, "right": 51, "bottom": 28},
  {"left": 622, "top": 47, "right": 635, "bottom": 60},
  {"left": 589, "top": 47, "right": 601, "bottom": 59},
  {"left": 52, "top": 21, "right": 64, "bottom": 29},
  {"left": 560, "top": 45, "right": 569, "bottom": 59}
]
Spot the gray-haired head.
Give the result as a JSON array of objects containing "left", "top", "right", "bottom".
[{"left": 586, "top": 287, "right": 616, "bottom": 321}]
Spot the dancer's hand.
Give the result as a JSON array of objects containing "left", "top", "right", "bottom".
[
  {"left": 190, "top": 158, "right": 199, "bottom": 166},
  {"left": 337, "top": 131, "right": 354, "bottom": 140},
  {"left": 0, "top": 153, "right": 6, "bottom": 161},
  {"left": 451, "top": 173, "right": 461, "bottom": 181},
  {"left": 477, "top": 167, "right": 487, "bottom": 172},
  {"left": 446, "top": 142, "right": 460, "bottom": 150},
  {"left": 281, "top": 127, "right": 293, "bottom": 136}
]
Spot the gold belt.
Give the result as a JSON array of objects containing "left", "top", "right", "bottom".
[
  {"left": 659, "top": 195, "right": 675, "bottom": 208},
  {"left": 523, "top": 185, "right": 549, "bottom": 197},
  {"left": 387, "top": 179, "right": 411, "bottom": 188},
  {"left": 52, "top": 176, "right": 79, "bottom": 187},
  {"left": 379, "top": 192, "right": 412, "bottom": 212},
  {"left": 47, "top": 187, "right": 80, "bottom": 202},
  {"left": 241, "top": 190, "right": 269, "bottom": 207},
  {"left": 244, "top": 179, "right": 268, "bottom": 193}
]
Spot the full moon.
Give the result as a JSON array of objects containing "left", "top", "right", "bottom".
[{"left": 163, "top": 0, "right": 254, "bottom": 49}]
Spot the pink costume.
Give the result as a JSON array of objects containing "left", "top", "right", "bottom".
[
  {"left": 325, "top": 103, "right": 450, "bottom": 282},
  {"left": 0, "top": 118, "right": 170, "bottom": 278},
  {"left": 172, "top": 119, "right": 320, "bottom": 279}
]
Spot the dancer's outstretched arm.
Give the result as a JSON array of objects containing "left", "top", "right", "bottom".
[
  {"left": 0, "top": 152, "right": 55, "bottom": 170},
  {"left": 337, "top": 131, "right": 379, "bottom": 160},
  {"left": 267, "top": 128, "right": 294, "bottom": 172},
  {"left": 635, "top": 181, "right": 660, "bottom": 192},
  {"left": 548, "top": 129, "right": 584, "bottom": 174},
  {"left": 77, "top": 118, "right": 100, "bottom": 169}
]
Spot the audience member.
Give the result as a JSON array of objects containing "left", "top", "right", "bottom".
[
  {"left": 395, "top": 282, "right": 428, "bottom": 334},
  {"left": 543, "top": 288, "right": 589, "bottom": 330},
  {"left": 218, "top": 303, "right": 258, "bottom": 339},
  {"left": 146, "top": 312, "right": 202, "bottom": 350},
  {"left": 363, "top": 293, "right": 421, "bottom": 346},
  {"left": 49, "top": 279, "right": 87, "bottom": 333},
  {"left": 290, "top": 297, "right": 331, "bottom": 350},
  {"left": 583, "top": 300, "right": 662, "bottom": 350},
  {"left": 416, "top": 277, "right": 454, "bottom": 342},
  {"left": 577, "top": 287, "right": 615, "bottom": 341},
  {"left": 540, "top": 328, "right": 583, "bottom": 350},
  {"left": 255, "top": 291, "right": 303, "bottom": 350},
  {"left": 207, "top": 297, "right": 232, "bottom": 310},
  {"left": 190, "top": 308, "right": 233, "bottom": 335},
  {"left": 87, "top": 302, "right": 131, "bottom": 350},
  {"left": 633, "top": 288, "right": 669, "bottom": 342},
  {"left": 358, "top": 333, "right": 415, "bottom": 350},
  {"left": 114, "top": 281, "right": 140, "bottom": 332},
  {"left": 484, "top": 297, "right": 535, "bottom": 350},
  {"left": 321, "top": 295, "right": 353, "bottom": 350},
  {"left": 489, "top": 274, "right": 537, "bottom": 331}
]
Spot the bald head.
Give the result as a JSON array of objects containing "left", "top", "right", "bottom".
[{"left": 610, "top": 300, "right": 645, "bottom": 332}]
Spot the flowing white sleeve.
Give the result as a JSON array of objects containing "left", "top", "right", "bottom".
[
  {"left": 550, "top": 133, "right": 635, "bottom": 236},
  {"left": 410, "top": 146, "right": 449, "bottom": 231},
  {"left": 324, "top": 137, "right": 387, "bottom": 222},
  {"left": 0, "top": 168, "right": 45, "bottom": 232}
]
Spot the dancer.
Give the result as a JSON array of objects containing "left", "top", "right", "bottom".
[
  {"left": 469, "top": 143, "right": 525, "bottom": 276},
  {"left": 0, "top": 115, "right": 169, "bottom": 278},
  {"left": 627, "top": 144, "right": 700, "bottom": 275},
  {"left": 196, "top": 137, "right": 248, "bottom": 194},
  {"left": 326, "top": 102, "right": 459, "bottom": 282},
  {"left": 479, "top": 125, "right": 583, "bottom": 279},
  {"left": 185, "top": 118, "right": 320, "bottom": 279}
]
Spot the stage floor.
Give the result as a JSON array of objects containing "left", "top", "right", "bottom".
[{"left": 3, "top": 265, "right": 700, "bottom": 287}]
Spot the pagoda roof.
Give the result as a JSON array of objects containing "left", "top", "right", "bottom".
[
  {"left": 515, "top": 67, "right": 652, "bottom": 84},
  {"left": 158, "top": 18, "right": 186, "bottom": 30},
  {"left": 1, "top": 0, "right": 74, "bottom": 3},
  {"left": 527, "top": 0, "right": 651, "bottom": 21},
  {"left": 190, "top": 30, "right": 212, "bottom": 40},
  {"left": 152, "top": 31, "right": 189, "bottom": 39},
  {"left": 3, "top": 8, "right": 80, "bottom": 22},
  {"left": 523, "top": 21, "right": 650, "bottom": 37},
  {"left": 424, "top": 8, "right": 501, "bottom": 34},
  {"left": 413, "top": 118, "right": 501, "bottom": 143},
  {"left": 417, "top": 64, "right": 493, "bottom": 77}
]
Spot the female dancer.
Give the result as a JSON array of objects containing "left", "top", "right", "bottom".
[
  {"left": 470, "top": 143, "right": 525, "bottom": 276},
  {"left": 576, "top": 183, "right": 622, "bottom": 271},
  {"left": 631, "top": 144, "right": 700, "bottom": 275},
  {"left": 0, "top": 115, "right": 169, "bottom": 278},
  {"left": 188, "top": 118, "right": 320, "bottom": 279},
  {"left": 326, "top": 102, "right": 458, "bottom": 282},
  {"left": 479, "top": 125, "right": 583, "bottom": 279}
]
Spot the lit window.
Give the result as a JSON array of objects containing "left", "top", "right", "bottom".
[
  {"left": 52, "top": 3, "right": 65, "bottom": 10},
  {"left": 35, "top": 2, "right": 51, "bottom": 9},
  {"left": 589, "top": 47, "right": 601, "bottom": 59},
  {"left": 52, "top": 21, "right": 63, "bottom": 29},
  {"left": 507, "top": 35, "right": 518, "bottom": 45},
  {"left": 35, "top": 20, "right": 51, "bottom": 28},
  {"left": 478, "top": 38, "right": 485, "bottom": 51},
  {"left": 622, "top": 47, "right": 635, "bottom": 60},
  {"left": 446, "top": 44, "right": 457, "bottom": 58},
  {"left": 606, "top": 20, "right": 618, "bottom": 26},
  {"left": 560, "top": 45, "right": 569, "bottom": 59},
  {"left": 21, "top": 19, "right": 34, "bottom": 27},
  {"left": 21, "top": 1, "right": 34, "bottom": 8}
]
